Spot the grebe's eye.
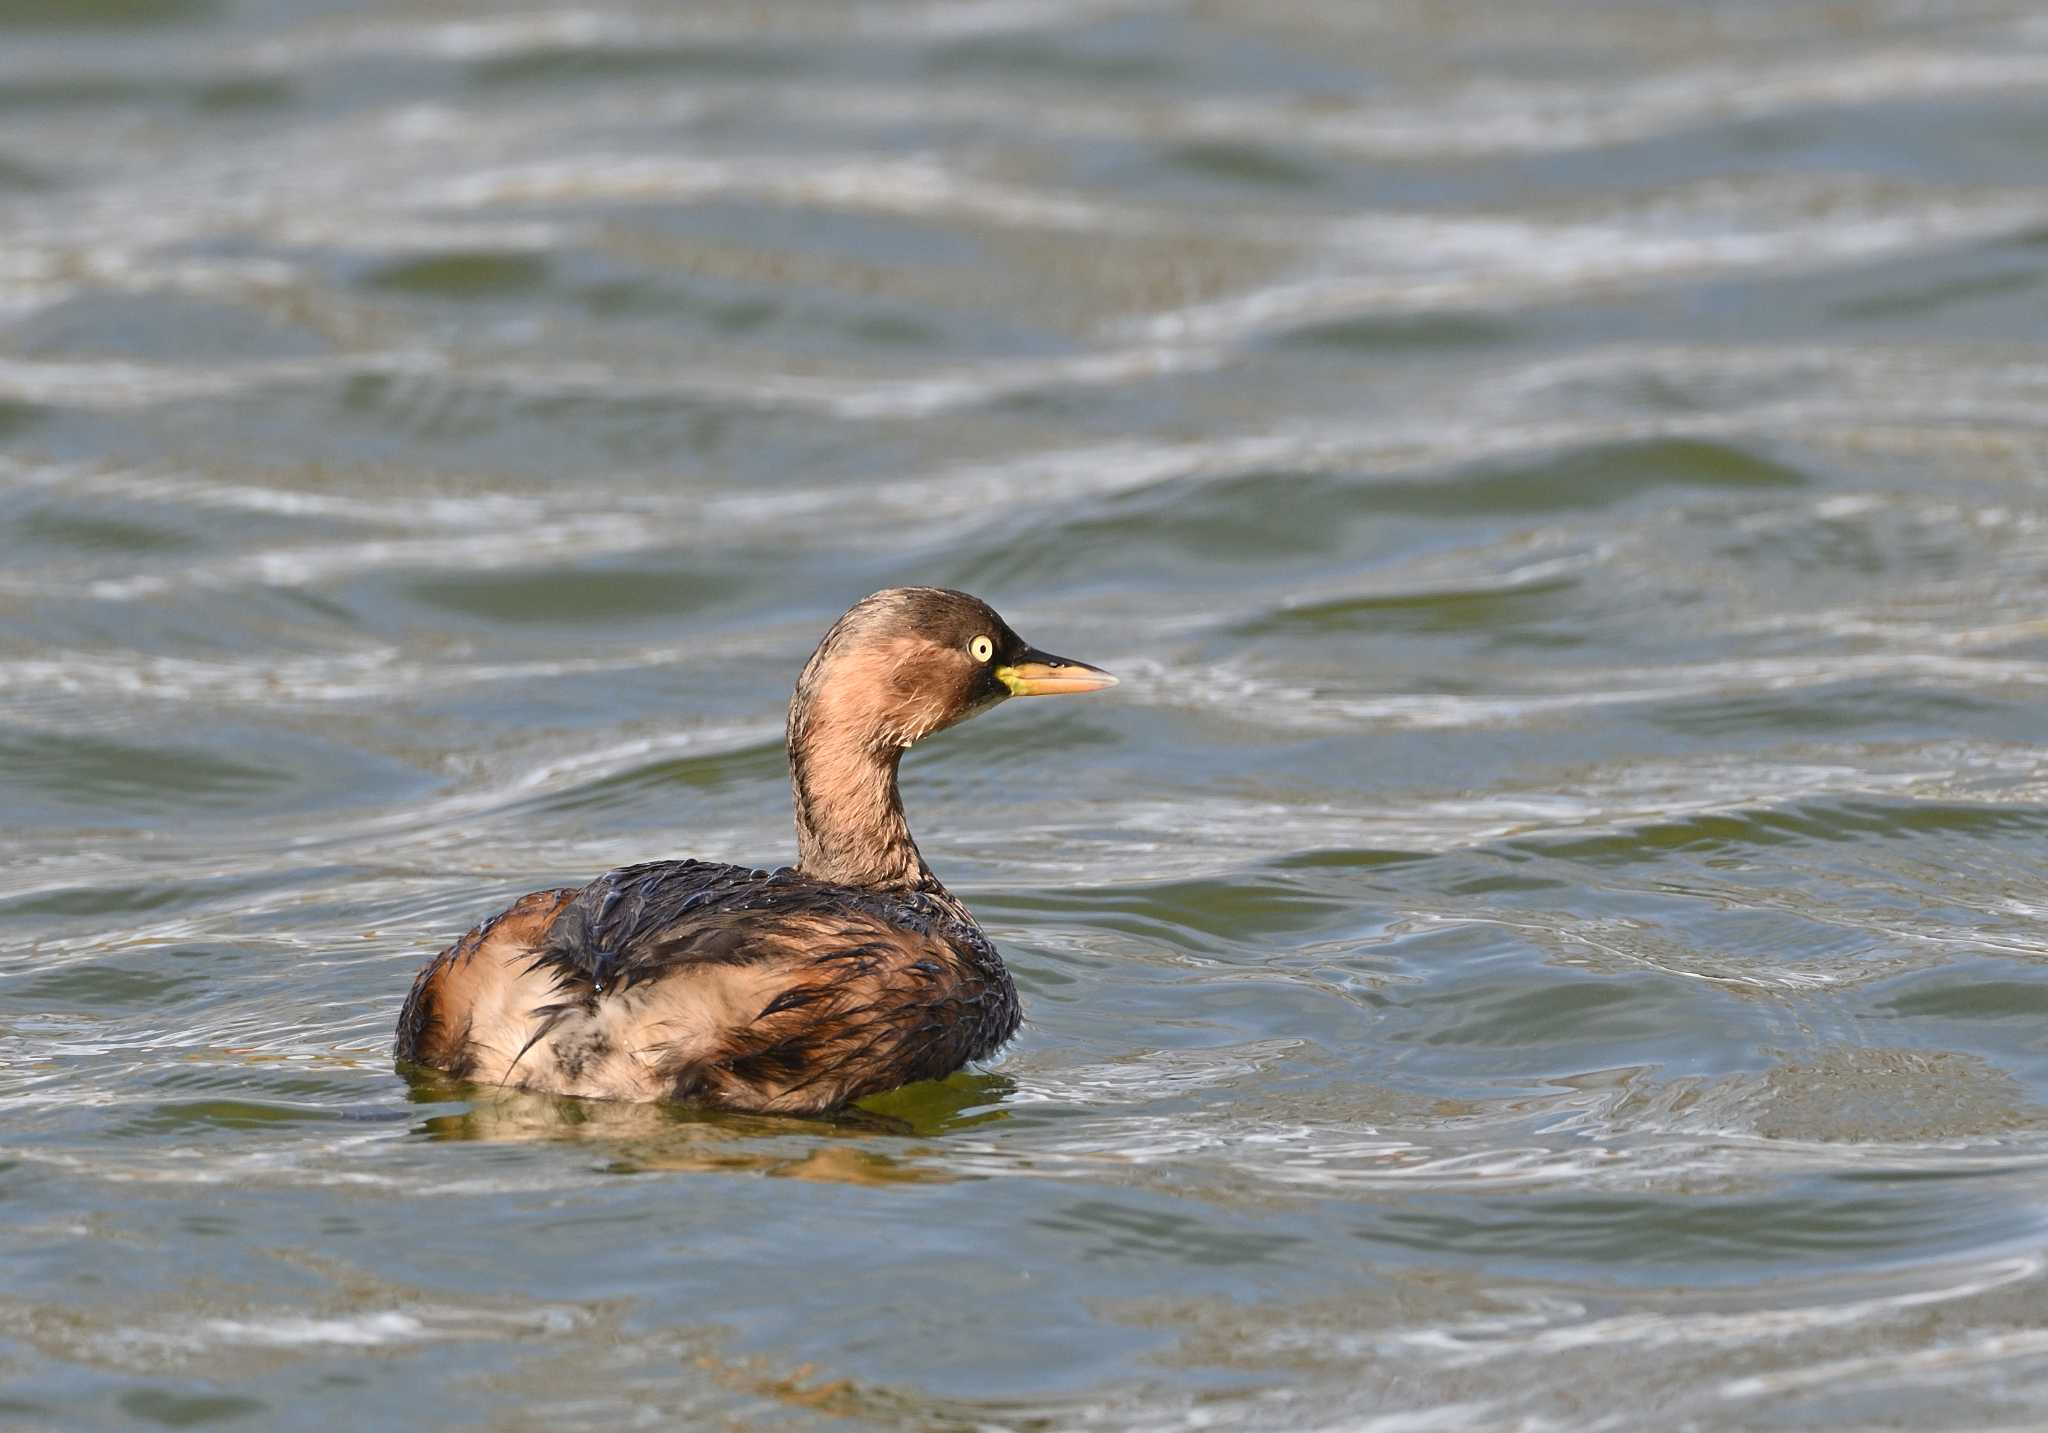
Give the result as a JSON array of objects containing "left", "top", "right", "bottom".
[{"left": 969, "top": 635, "right": 994, "bottom": 663}]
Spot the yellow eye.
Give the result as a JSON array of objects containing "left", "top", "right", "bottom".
[{"left": 970, "top": 635, "right": 994, "bottom": 662}]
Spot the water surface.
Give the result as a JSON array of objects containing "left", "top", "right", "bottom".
[{"left": 5, "top": 1, "right": 2048, "bottom": 1429}]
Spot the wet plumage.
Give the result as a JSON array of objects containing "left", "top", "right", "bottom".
[{"left": 395, "top": 588, "right": 1114, "bottom": 1114}]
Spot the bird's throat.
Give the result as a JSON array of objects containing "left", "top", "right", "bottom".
[{"left": 788, "top": 725, "right": 934, "bottom": 891}]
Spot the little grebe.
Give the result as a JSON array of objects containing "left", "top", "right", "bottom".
[{"left": 395, "top": 587, "right": 1116, "bottom": 1114}]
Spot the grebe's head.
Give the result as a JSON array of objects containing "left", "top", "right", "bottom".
[{"left": 790, "top": 587, "right": 1116, "bottom": 753}]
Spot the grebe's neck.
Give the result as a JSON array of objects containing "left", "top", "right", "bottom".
[{"left": 787, "top": 692, "right": 938, "bottom": 892}]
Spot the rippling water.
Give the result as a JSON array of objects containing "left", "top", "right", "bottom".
[{"left": 5, "top": 1, "right": 2048, "bottom": 1428}]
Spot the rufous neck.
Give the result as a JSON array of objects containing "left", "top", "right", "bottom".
[{"left": 787, "top": 703, "right": 936, "bottom": 891}]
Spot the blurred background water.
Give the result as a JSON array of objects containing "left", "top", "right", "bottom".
[{"left": 4, "top": 1, "right": 2048, "bottom": 1428}]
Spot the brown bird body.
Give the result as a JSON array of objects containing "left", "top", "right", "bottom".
[{"left": 395, "top": 588, "right": 1115, "bottom": 1115}]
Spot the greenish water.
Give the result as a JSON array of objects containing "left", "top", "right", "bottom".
[{"left": 4, "top": 1, "right": 2048, "bottom": 1428}]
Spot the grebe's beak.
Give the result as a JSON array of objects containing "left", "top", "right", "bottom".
[{"left": 997, "top": 647, "right": 1118, "bottom": 697}]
